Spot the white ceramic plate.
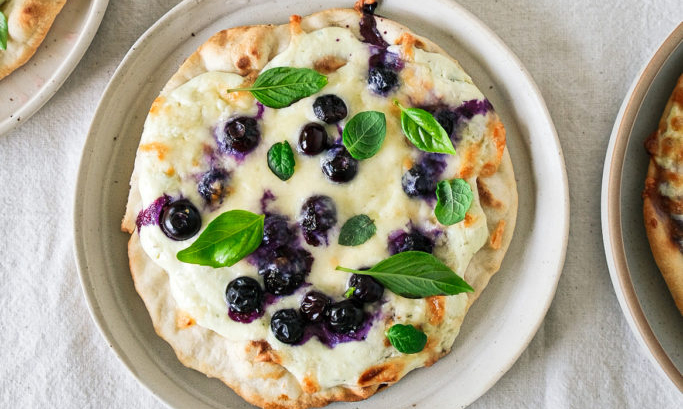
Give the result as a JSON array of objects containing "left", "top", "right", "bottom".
[
  {"left": 73, "top": 0, "right": 568, "bottom": 408},
  {"left": 0, "top": 0, "right": 108, "bottom": 135},
  {"left": 601, "top": 23, "right": 683, "bottom": 391}
]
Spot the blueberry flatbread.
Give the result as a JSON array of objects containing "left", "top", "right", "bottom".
[
  {"left": 0, "top": 0, "right": 66, "bottom": 80},
  {"left": 122, "top": 2, "right": 518, "bottom": 407},
  {"left": 643, "top": 73, "right": 683, "bottom": 315}
]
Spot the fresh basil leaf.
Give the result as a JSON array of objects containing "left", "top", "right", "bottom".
[
  {"left": 434, "top": 179, "right": 474, "bottom": 225},
  {"left": 338, "top": 214, "right": 376, "bottom": 246},
  {"left": 394, "top": 100, "right": 456, "bottom": 155},
  {"left": 336, "top": 251, "right": 473, "bottom": 298},
  {"left": 342, "top": 111, "right": 386, "bottom": 159},
  {"left": 267, "top": 141, "right": 295, "bottom": 181},
  {"left": 386, "top": 324, "right": 427, "bottom": 354},
  {"left": 344, "top": 287, "right": 356, "bottom": 299},
  {"left": 227, "top": 67, "right": 327, "bottom": 109},
  {"left": 0, "top": 11, "right": 8, "bottom": 51},
  {"left": 177, "top": 210, "right": 264, "bottom": 268}
]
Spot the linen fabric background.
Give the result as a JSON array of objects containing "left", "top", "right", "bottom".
[{"left": 0, "top": 0, "right": 682, "bottom": 407}]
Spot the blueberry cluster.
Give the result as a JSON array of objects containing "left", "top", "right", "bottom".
[
  {"left": 254, "top": 214, "right": 313, "bottom": 296},
  {"left": 269, "top": 273, "right": 384, "bottom": 345},
  {"left": 300, "top": 95, "right": 358, "bottom": 184}
]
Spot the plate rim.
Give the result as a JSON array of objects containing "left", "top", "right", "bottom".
[
  {"left": 74, "top": 0, "right": 569, "bottom": 407},
  {"left": 600, "top": 22, "right": 683, "bottom": 391},
  {"left": 0, "top": 0, "right": 110, "bottom": 136}
]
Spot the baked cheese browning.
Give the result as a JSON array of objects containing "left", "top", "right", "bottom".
[
  {"left": 357, "top": 361, "right": 404, "bottom": 387},
  {"left": 175, "top": 310, "right": 196, "bottom": 329}
]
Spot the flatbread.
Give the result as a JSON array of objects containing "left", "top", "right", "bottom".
[
  {"left": 0, "top": 0, "right": 66, "bottom": 80},
  {"left": 643, "top": 73, "right": 683, "bottom": 315},
  {"left": 122, "top": 4, "right": 518, "bottom": 408}
]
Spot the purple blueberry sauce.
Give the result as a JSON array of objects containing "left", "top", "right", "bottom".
[
  {"left": 423, "top": 99, "right": 494, "bottom": 143},
  {"left": 259, "top": 190, "right": 276, "bottom": 214},
  {"left": 135, "top": 195, "right": 170, "bottom": 231},
  {"left": 255, "top": 102, "right": 265, "bottom": 120},
  {"left": 359, "top": 4, "right": 403, "bottom": 96}
]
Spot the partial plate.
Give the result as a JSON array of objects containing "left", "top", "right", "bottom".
[
  {"left": 601, "top": 23, "right": 683, "bottom": 391},
  {"left": 0, "top": 0, "right": 109, "bottom": 135},
  {"left": 74, "top": 0, "right": 568, "bottom": 408}
]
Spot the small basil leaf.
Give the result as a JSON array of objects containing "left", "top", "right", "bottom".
[
  {"left": 434, "top": 179, "right": 474, "bottom": 225},
  {"left": 177, "top": 210, "right": 264, "bottom": 268},
  {"left": 386, "top": 324, "right": 427, "bottom": 354},
  {"left": 267, "top": 141, "right": 295, "bottom": 181},
  {"left": 394, "top": 100, "right": 456, "bottom": 155},
  {"left": 338, "top": 214, "right": 376, "bottom": 246},
  {"left": 0, "top": 11, "right": 8, "bottom": 51},
  {"left": 227, "top": 67, "right": 327, "bottom": 109},
  {"left": 336, "top": 251, "right": 473, "bottom": 298},
  {"left": 342, "top": 111, "right": 386, "bottom": 159}
]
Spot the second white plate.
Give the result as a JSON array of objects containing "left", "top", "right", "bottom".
[{"left": 74, "top": 0, "right": 568, "bottom": 408}]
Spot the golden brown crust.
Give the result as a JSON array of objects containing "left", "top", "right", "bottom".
[
  {"left": 0, "top": 0, "right": 66, "bottom": 80},
  {"left": 122, "top": 6, "right": 518, "bottom": 409},
  {"left": 643, "top": 159, "right": 683, "bottom": 314}
]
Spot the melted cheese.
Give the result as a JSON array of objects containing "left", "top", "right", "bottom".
[{"left": 135, "top": 26, "right": 495, "bottom": 388}]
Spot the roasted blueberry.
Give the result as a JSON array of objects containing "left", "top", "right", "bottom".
[
  {"left": 326, "top": 300, "right": 365, "bottom": 334},
  {"left": 313, "top": 95, "right": 347, "bottom": 124},
  {"left": 401, "top": 164, "right": 436, "bottom": 197},
  {"left": 298, "top": 123, "right": 329, "bottom": 155},
  {"left": 160, "top": 199, "right": 201, "bottom": 240},
  {"left": 321, "top": 145, "right": 358, "bottom": 183},
  {"left": 262, "top": 214, "right": 294, "bottom": 249},
  {"left": 348, "top": 274, "right": 384, "bottom": 303},
  {"left": 300, "top": 291, "right": 331, "bottom": 323},
  {"left": 388, "top": 230, "right": 434, "bottom": 254},
  {"left": 299, "top": 195, "right": 337, "bottom": 246},
  {"left": 270, "top": 309, "right": 305, "bottom": 344},
  {"left": 219, "top": 116, "right": 260, "bottom": 153},
  {"left": 198, "top": 168, "right": 229, "bottom": 205},
  {"left": 259, "top": 247, "right": 312, "bottom": 295},
  {"left": 433, "top": 109, "right": 456, "bottom": 138},
  {"left": 225, "top": 277, "right": 263, "bottom": 314},
  {"left": 368, "top": 66, "right": 399, "bottom": 95}
]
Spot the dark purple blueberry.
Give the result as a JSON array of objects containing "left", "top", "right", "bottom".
[
  {"left": 300, "top": 291, "right": 331, "bottom": 323},
  {"left": 225, "top": 277, "right": 263, "bottom": 314},
  {"left": 198, "top": 168, "right": 229, "bottom": 205},
  {"left": 401, "top": 164, "right": 436, "bottom": 197},
  {"left": 326, "top": 300, "right": 365, "bottom": 334},
  {"left": 433, "top": 109, "right": 456, "bottom": 138},
  {"left": 270, "top": 309, "right": 305, "bottom": 344},
  {"left": 312, "top": 95, "right": 347, "bottom": 124},
  {"left": 259, "top": 247, "right": 312, "bottom": 295},
  {"left": 362, "top": 1, "right": 378, "bottom": 14},
  {"left": 348, "top": 274, "right": 384, "bottom": 303},
  {"left": 219, "top": 116, "right": 260, "bottom": 153},
  {"left": 368, "top": 66, "right": 399, "bottom": 95},
  {"left": 160, "top": 199, "right": 201, "bottom": 240},
  {"left": 321, "top": 145, "right": 358, "bottom": 183},
  {"left": 388, "top": 230, "right": 434, "bottom": 254},
  {"left": 298, "top": 123, "right": 329, "bottom": 155},
  {"left": 299, "top": 195, "right": 337, "bottom": 246},
  {"left": 262, "top": 214, "right": 294, "bottom": 248}
]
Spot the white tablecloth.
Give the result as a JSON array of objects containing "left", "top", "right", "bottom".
[{"left": 1, "top": 0, "right": 681, "bottom": 407}]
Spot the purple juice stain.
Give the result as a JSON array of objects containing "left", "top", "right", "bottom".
[
  {"left": 422, "top": 99, "right": 494, "bottom": 144},
  {"left": 358, "top": 2, "right": 403, "bottom": 96},
  {"left": 260, "top": 190, "right": 276, "bottom": 214},
  {"left": 255, "top": 102, "right": 265, "bottom": 120},
  {"left": 359, "top": 2, "right": 388, "bottom": 47},
  {"left": 135, "top": 195, "right": 170, "bottom": 231}
]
